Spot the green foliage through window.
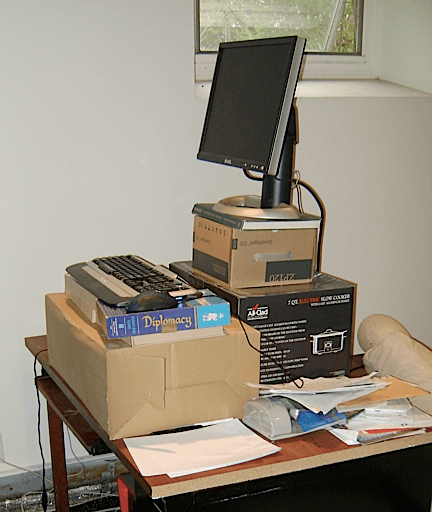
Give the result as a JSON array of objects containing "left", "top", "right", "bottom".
[{"left": 197, "top": 0, "right": 362, "bottom": 54}]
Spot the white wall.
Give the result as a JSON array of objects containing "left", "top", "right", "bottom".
[
  {"left": 378, "top": 0, "right": 432, "bottom": 93},
  {"left": 295, "top": 95, "right": 432, "bottom": 346},
  {"left": 1, "top": 0, "right": 431, "bottom": 476}
]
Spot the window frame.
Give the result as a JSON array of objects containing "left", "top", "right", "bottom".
[{"left": 194, "top": 0, "right": 380, "bottom": 82}]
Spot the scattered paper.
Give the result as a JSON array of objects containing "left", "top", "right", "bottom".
[
  {"left": 124, "top": 418, "right": 280, "bottom": 478},
  {"left": 344, "top": 402, "right": 432, "bottom": 432},
  {"left": 246, "top": 374, "right": 388, "bottom": 414},
  {"left": 357, "top": 429, "right": 427, "bottom": 445},
  {"left": 329, "top": 396, "right": 432, "bottom": 445},
  {"left": 337, "top": 376, "right": 430, "bottom": 410},
  {"left": 328, "top": 427, "right": 359, "bottom": 445},
  {"left": 330, "top": 426, "right": 427, "bottom": 446},
  {"left": 247, "top": 373, "right": 380, "bottom": 394},
  {"left": 247, "top": 375, "right": 431, "bottom": 416}
]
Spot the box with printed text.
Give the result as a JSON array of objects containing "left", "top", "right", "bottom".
[
  {"left": 97, "top": 291, "right": 231, "bottom": 343},
  {"left": 170, "top": 261, "right": 356, "bottom": 384},
  {"left": 192, "top": 211, "right": 319, "bottom": 288}
]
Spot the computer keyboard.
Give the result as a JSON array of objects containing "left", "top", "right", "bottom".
[{"left": 66, "top": 255, "right": 198, "bottom": 306}]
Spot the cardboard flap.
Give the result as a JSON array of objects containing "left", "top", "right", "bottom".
[
  {"left": 339, "top": 376, "right": 430, "bottom": 408},
  {"left": 107, "top": 352, "right": 166, "bottom": 435},
  {"left": 113, "top": 380, "right": 250, "bottom": 439},
  {"left": 110, "top": 351, "right": 166, "bottom": 408}
]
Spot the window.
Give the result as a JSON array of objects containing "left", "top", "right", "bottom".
[
  {"left": 197, "top": 0, "right": 362, "bottom": 53},
  {"left": 195, "top": 0, "right": 379, "bottom": 83}
]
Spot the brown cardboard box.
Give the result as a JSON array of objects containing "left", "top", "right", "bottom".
[
  {"left": 192, "top": 216, "right": 318, "bottom": 288},
  {"left": 45, "top": 293, "right": 260, "bottom": 439}
]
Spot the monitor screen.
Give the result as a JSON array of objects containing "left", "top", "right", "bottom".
[{"left": 198, "top": 36, "right": 305, "bottom": 209}]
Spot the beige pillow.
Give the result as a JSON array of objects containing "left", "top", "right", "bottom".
[{"left": 358, "top": 314, "right": 432, "bottom": 415}]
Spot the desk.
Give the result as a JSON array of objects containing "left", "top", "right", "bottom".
[{"left": 26, "top": 335, "right": 432, "bottom": 512}]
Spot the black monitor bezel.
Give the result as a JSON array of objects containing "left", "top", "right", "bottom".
[{"left": 197, "top": 36, "right": 306, "bottom": 180}]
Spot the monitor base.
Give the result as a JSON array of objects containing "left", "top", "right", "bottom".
[{"left": 213, "top": 195, "right": 301, "bottom": 220}]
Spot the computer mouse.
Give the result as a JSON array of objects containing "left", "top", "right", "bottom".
[{"left": 126, "top": 290, "right": 178, "bottom": 313}]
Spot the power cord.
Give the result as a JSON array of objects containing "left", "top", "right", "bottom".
[
  {"left": 33, "top": 349, "right": 49, "bottom": 512},
  {"left": 65, "top": 429, "right": 86, "bottom": 479},
  {"left": 0, "top": 456, "right": 54, "bottom": 485},
  {"left": 232, "top": 307, "right": 304, "bottom": 388},
  {"left": 290, "top": 175, "right": 326, "bottom": 273}
]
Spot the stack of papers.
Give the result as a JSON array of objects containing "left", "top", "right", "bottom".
[
  {"left": 124, "top": 418, "right": 280, "bottom": 478},
  {"left": 247, "top": 374, "right": 389, "bottom": 414},
  {"left": 246, "top": 374, "right": 432, "bottom": 445},
  {"left": 330, "top": 398, "right": 432, "bottom": 445}
]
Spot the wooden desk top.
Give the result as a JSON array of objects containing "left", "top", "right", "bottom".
[{"left": 26, "top": 335, "right": 432, "bottom": 500}]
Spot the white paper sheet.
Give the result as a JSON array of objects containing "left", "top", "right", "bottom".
[
  {"left": 124, "top": 418, "right": 280, "bottom": 478},
  {"left": 345, "top": 404, "right": 432, "bottom": 431},
  {"left": 246, "top": 374, "right": 390, "bottom": 414},
  {"left": 247, "top": 373, "right": 380, "bottom": 394},
  {"left": 329, "top": 399, "right": 432, "bottom": 445}
]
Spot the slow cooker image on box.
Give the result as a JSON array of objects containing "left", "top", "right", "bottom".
[{"left": 310, "top": 328, "right": 347, "bottom": 355}]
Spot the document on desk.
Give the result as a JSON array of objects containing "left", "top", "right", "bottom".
[
  {"left": 247, "top": 374, "right": 430, "bottom": 415},
  {"left": 124, "top": 418, "right": 281, "bottom": 478},
  {"left": 329, "top": 398, "right": 432, "bottom": 445},
  {"left": 246, "top": 374, "right": 390, "bottom": 414}
]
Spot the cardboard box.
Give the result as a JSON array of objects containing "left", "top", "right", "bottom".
[
  {"left": 192, "top": 216, "right": 318, "bottom": 288},
  {"left": 45, "top": 293, "right": 260, "bottom": 439},
  {"left": 170, "top": 262, "right": 356, "bottom": 384}
]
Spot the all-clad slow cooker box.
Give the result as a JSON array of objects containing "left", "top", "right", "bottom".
[
  {"left": 192, "top": 208, "right": 320, "bottom": 288},
  {"left": 45, "top": 293, "right": 260, "bottom": 440},
  {"left": 170, "top": 261, "right": 357, "bottom": 384}
]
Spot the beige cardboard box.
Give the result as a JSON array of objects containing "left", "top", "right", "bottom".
[
  {"left": 193, "top": 216, "right": 318, "bottom": 288},
  {"left": 45, "top": 293, "right": 260, "bottom": 439}
]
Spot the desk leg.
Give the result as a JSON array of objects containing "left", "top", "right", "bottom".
[{"left": 47, "top": 403, "right": 70, "bottom": 512}]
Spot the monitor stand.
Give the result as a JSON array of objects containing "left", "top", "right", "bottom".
[
  {"left": 213, "top": 195, "right": 301, "bottom": 220},
  {"left": 213, "top": 106, "right": 300, "bottom": 220}
]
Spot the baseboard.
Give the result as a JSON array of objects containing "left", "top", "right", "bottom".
[{"left": 0, "top": 454, "right": 126, "bottom": 502}]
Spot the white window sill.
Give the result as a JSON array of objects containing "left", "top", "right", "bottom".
[
  {"left": 195, "top": 79, "right": 432, "bottom": 101},
  {"left": 296, "top": 79, "right": 432, "bottom": 98}
]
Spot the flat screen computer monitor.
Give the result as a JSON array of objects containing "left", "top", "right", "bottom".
[{"left": 197, "top": 36, "right": 306, "bottom": 218}]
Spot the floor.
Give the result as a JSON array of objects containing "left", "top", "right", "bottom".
[
  {"left": 69, "top": 495, "right": 120, "bottom": 511},
  {"left": 4, "top": 490, "right": 120, "bottom": 511}
]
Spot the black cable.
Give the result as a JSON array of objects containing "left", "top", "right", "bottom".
[
  {"left": 33, "top": 349, "right": 49, "bottom": 512},
  {"left": 241, "top": 172, "right": 326, "bottom": 273},
  {"left": 294, "top": 179, "right": 326, "bottom": 274},
  {"left": 224, "top": 175, "right": 326, "bottom": 386},
  {"left": 232, "top": 306, "right": 303, "bottom": 388},
  {"left": 243, "top": 168, "right": 264, "bottom": 181}
]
